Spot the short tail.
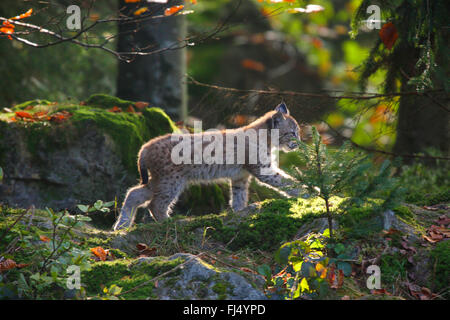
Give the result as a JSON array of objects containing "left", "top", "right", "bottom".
[{"left": 138, "top": 157, "right": 149, "bottom": 185}]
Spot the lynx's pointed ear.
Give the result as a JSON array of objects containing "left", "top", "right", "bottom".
[
  {"left": 268, "top": 109, "right": 286, "bottom": 129},
  {"left": 275, "top": 102, "right": 289, "bottom": 115}
]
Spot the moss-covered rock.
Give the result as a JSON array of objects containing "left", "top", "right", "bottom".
[{"left": 0, "top": 95, "right": 176, "bottom": 211}]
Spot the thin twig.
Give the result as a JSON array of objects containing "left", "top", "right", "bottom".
[
  {"left": 186, "top": 75, "right": 444, "bottom": 101},
  {"left": 323, "top": 121, "right": 450, "bottom": 161}
]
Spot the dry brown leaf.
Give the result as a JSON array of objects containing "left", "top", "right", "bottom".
[
  {"left": 135, "top": 101, "right": 149, "bottom": 109},
  {"left": 91, "top": 246, "right": 107, "bottom": 261}
]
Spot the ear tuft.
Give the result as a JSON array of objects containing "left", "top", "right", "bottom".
[{"left": 275, "top": 102, "right": 289, "bottom": 115}]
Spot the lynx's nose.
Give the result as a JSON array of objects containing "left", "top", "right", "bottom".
[{"left": 288, "top": 141, "right": 298, "bottom": 149}]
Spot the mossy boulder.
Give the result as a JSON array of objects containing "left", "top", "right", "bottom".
[{"left": 0, "top": 94, "right": 177, "bottom": 211}]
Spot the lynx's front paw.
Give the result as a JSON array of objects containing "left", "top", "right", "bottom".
[
  {"left": 286, "top": 187, "right": 300, "bottom": 198},
  {"left": 112, "top": 209, "right": 133, "bottom": 231}
]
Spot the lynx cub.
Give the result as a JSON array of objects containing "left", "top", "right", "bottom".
[{"left": 113, "top": 103, "right": 301, "bottom": 231}]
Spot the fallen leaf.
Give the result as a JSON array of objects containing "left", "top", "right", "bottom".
[
  {"left": 240, "top": 267, "right": 257, "bottom": 274},
  {"left": 136, "top": 243, "right": 157, "bottom": 257},
  {"left": 49, "top": 111, "right": 71, "bottom": 123},
  {"left": 136, "top": 243, "right": 148, "bottom": 251},
  {"left": 15, "top": 111, "right": 33, "bottom": 119},
  {"left": 134, "top": 101, "right": 149, "bottom": 109},
  {"left": 422, "top": 235, "right": 438, "bottom": 243},
  {"left": 126, "top": 105, "right": 136, "bottom": 113},
  {"left": 108, "top": 106, "right": 122, "bottom": 113},
  {"left": 0, "top": 259, "right": 17, "bottom": 272},
  {"left": 40, "top": 235, "right": 51, "bottom": 242},
  {"left": 371, "top": 288, "right": 391, "bottom": 295},
  {"left": 91, "top": 246, "right": 107, "bottom": 261}
]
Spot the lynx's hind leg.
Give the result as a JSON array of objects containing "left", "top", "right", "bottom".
[
  {"left": 149, "top": 178, "right": 185, "bottom": 221},
  {"left": 113, "top": 184, "right": 153, "bottom": 231}
]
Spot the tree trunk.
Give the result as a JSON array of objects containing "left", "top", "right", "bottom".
[
  {"left": 393, "top": 49, "right": 449, "bottom": 163},
  {"left": 116, "top": 0, "right": 187, "bottom": 121}
]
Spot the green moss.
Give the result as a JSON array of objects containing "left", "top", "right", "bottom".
[
  {"left": 85, "top": 94, "right": 135, "bottom": 110},
  {"left": 68, "top": 105, "right": 176, "bottom": 173},
  {"left": 393, "top": 205, "right": 413, "bottom": 218},
  {"left": 82, "top": 256, "right": 184, "bottom": 299},
  {"left": 12, "top": 99, "right": 52, "bottom": 110},
  {"left": 430, "top": 241, "right": 450, "bottom": 297},
  {"left": 212, "top": 279, "right": 233, "bottom": 300},
  {"left": 208, "top": 198, "right": 327, "bottom": 251}
]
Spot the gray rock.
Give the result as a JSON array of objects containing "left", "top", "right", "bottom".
[
  {"left": 382, "top": 210, "right": 420, "bottom": 242},
  {"left": 135, "top": 253, "right": 267, "bottom": 300}
]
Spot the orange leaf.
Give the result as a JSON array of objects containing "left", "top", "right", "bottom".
[
  {"left": 379, "top": 22, "right": 398, "bottom": 50},
  {"left": 124, "top": 0, "right": 141, "bottom": 3},
  {"left": 91, "top": 246, "right": 107, "bottom": 261},
  {"left": 241, "top": 59, "right": 265, "bottom": 72},
  {"left": 134, "top": 101, "right": 149, "bottom": 109},
  {"left": 0, "top": 21, "right": 15, "bottom": 35},
  {"left": 134, "top": 7, "right": 149, "bottom": 16},
  {"left": 33, "top": 110, "right": 49, "bottom": 120},
  {"left": 11, "top": 9, "right": 33, "bottom": 20},
  {"left": 108, "top": 106, "right": 122, "bottom": 113},
  {"left": 164, "top": 5, "right": 184, "bottom": 16},
  {"left": 40, "top": 235, "right": 51, "bottom": 242},
  {"left": 371, "top": 288, "right": 392, "bottom": 295},
  {"left": 231, "top": 255, "right": 239, "bottom": 260},
  {"left": 15, "top": 111, "right": 33, "bottom": 119},
  {"left": 0, "top": 259, "right": 17, "bottom": 272},
  {"left": 126, "top": 105, "right": 136, "bottom": 113}
]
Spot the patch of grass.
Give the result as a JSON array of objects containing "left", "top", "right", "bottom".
[
  {"left": 338, "top": 206, "right": 383, "bottom": 239},
  {"left": 210, "top": 198, "right": 326, "bottom": 251},
  {"left": 430, "top": 241, "right": 450, "bottom": 298},
  {"left": 380, "top": 253, "right": 408, "bottom": 286}
]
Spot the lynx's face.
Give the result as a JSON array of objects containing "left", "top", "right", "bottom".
[
  {"left": 278, "top": 116, "right": 301, "bottom": 151},
  {"left": 270, "top": 103, "right": 301, "bottom": 151}
]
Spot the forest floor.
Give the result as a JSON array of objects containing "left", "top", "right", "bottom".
[{"left": 0, "top": 193, "right": 448, "bottom": 300}]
